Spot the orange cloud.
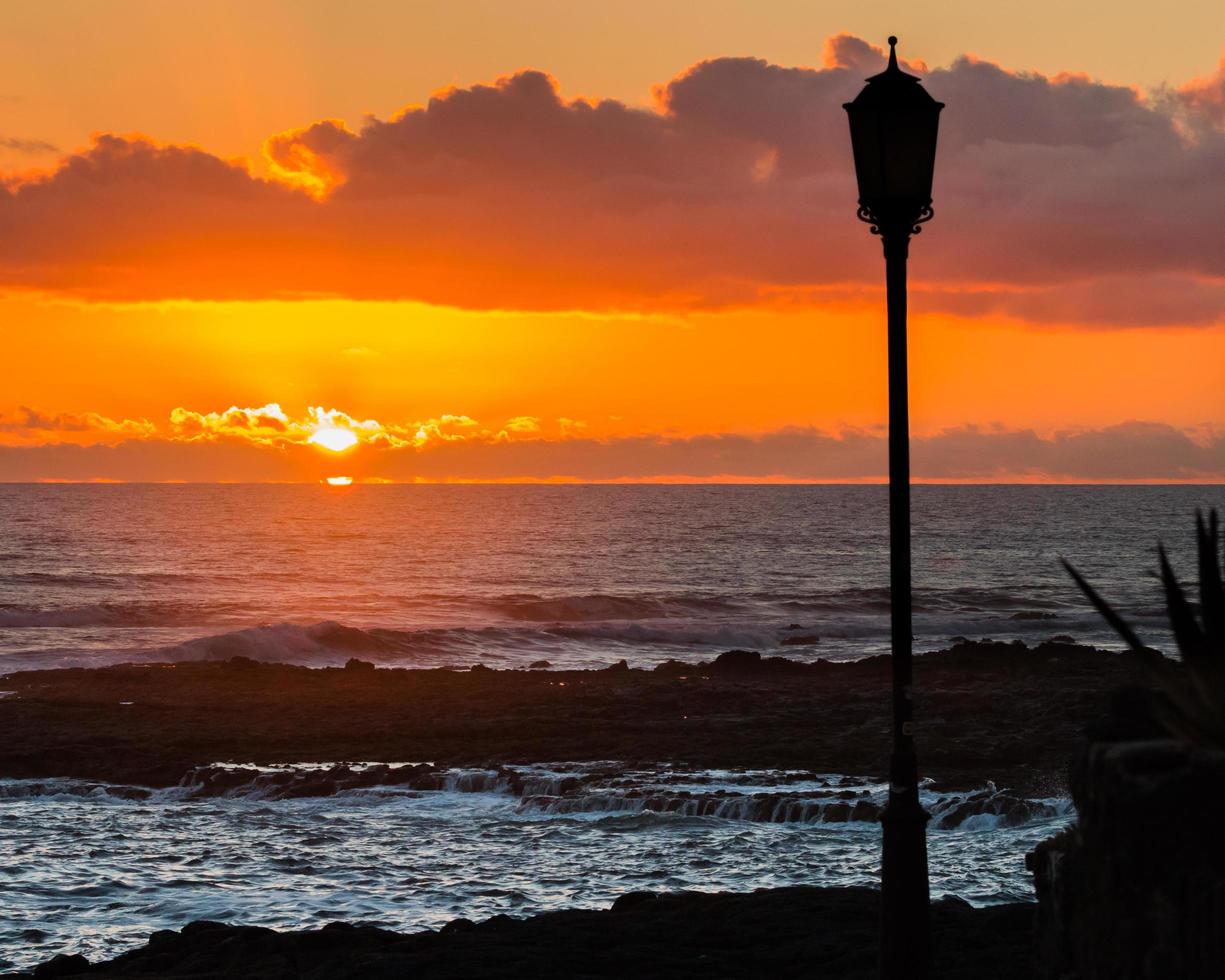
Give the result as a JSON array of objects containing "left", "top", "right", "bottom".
[
  {"left": 168, "top": 403, "right": 292, "bottom": 444},
  {"left": 1176, "top": 50, "right": 1225, "bottom": 128},
  {"left": 264, "top": 119, "right": 357, "bottom": 199},
  {"left": 503, "top": 416, "right": 542, "bottom": 434},
  {"left": 161, "top": 403, "right": 564, "bottom": 453},
  {"left": 0, "top": 406, "right": 155, "bottom": 446},
  {"left": 0, "top": 419, "right": 1220, "bottom": 483},
  {"left": 2, "top": 39, "right": 1225, "bottom": 325}
]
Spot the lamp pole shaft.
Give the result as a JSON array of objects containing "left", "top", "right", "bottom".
[{"left": 880, "top": 231, "right": 931, "bottom": 979}]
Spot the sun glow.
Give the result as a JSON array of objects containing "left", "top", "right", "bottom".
[
  {"left": 325, "top": 475, "right": 353, "bottom": 486},
  {"left": 309, "top": 426, "right": 359, "bottom": 453}
]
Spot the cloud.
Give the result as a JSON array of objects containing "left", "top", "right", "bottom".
[
  {"left": 0, "top": 413, "right": 1219, "bottom": 482},
  {"left": 0, "top": 135, "right": 58, "bottom": 155},
  {"left": 1175, "top": 51, "right": 1225, "bottom": 128},
  {"left": 168, "top": 403, "right": 292, "bottom": 443},
  {"left": 162, "top": 403, "right": 547, "bottom": 451},
  {"left": 167, "top": 403, "right": 401, "bottom": 448},
  {"left": 0, "top": 406, "right": 155, "bottom": 445},
  {"left": 2, "top": 39, "right": 1225, "bottom": 326},
  {"left": 503, "top": 416, "right": 542, "bottom": 434}
]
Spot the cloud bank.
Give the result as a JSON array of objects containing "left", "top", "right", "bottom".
[
  {"left": 0, "top": 403, "right": 1219, "bottom": 482},
  {"left": 3, "top": 36, "right": 1225, "bottom": 326}
]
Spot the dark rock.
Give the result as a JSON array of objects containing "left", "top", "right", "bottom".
[
  {"left": 33, "top": 954, "right": 89, "bottom": 978},
  {"left": 611, "top": 891, "right": 658, "bottom": 912},
  {"left": 849, "top": 800, "right": 879, "bottom": 822},
  {"left": 26, "top": 887, "right": 1035, "bottom": 979},
  {"left": 603, "top": 659, "right": 630, "bottom": 672},
  {"left": 0, "top": 638, "right": 1139, "bottom": 797},
  {"left": 709, "top": 650, "right": 762, "bottom": 675},
  {"left": 528, "top": 660, "right": 551, "bottom": 669},
  {"left": 344, "top": 658, "right": 375, "bottom": 671},
  {"left": 181, "top": 920, "right": 230, "bottom": 934}
]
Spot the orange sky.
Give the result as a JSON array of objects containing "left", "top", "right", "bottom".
[{"left": 0, "top": 5, "right": 1223, "bottom": 482}]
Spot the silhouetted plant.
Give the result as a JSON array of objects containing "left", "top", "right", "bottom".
[{"left": 1063, "top": 510, "right": 1225, "bottom": 748}]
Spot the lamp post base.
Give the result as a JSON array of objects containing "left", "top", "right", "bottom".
[{"left": 880, "top": 774, "right": 932, "bottom": 979}]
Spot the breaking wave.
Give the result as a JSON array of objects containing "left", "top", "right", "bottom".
[
  {"left": 64, "top": 620, "right": 811, "bottom": 670},
  {"left": 152, "top": 763, "right": 1070, "bottom": 831}
]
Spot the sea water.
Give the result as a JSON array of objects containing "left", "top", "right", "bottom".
[
  {"left": 1, "top": 484, "right": 1220, "bottom": 671},
  {"left": 1, "top": 484, "right": 1221, "bottom": 969},
  {"left": 0, "top": 765, "right": 1071, "bottom": 970}
]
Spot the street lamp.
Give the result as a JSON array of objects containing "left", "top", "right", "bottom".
[{"left": 844, "top": 36, "right": 943, "bottom": 980}]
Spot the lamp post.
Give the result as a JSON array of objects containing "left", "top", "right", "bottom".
[{"left": 843, "top": 36, "right": 943, "bottom": 980}]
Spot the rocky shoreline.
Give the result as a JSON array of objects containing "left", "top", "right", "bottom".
[
  {"left": 0, "top": 639, "right": 1147, "bottom": 796},
  {"left": 13, "top": 887, "right": 1034, "bottom": 979},
  {"left": 0, "top": 638, "right": 1148, "bottom": 977}
]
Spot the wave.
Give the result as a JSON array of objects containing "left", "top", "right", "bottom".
[
  {"left": 150, "top": 622, "right": 438, "bottom": 665},
  {"left": 546, "top": 620, "right": 785, "bottom": 650},
  {"left": 486, "top": 593, "right": 742, "bottom": 623},
  {"left": 125, "top": 619, "right": 798, "bottom": 668},
  {"left": 158, "top": 764, "right": 1068, "bottom": 830},
  {"left": 0, "top": 601, "right": 254, "bottom": 629},
  {"left": 0, "top": 584, "right": 1099, "bottom": 632},
  {"left": 517, "top": 783, "right": 1066, "bottom": 830},
  {"left": 1, "top": 612, "right": 1123, "bottom": 675},
  {"left": 2, "top": 570, "right": 206, "bottom": 589},
  {"left": 0, "top": 779, "right": 154, "bottom": 802},
  {"left": 0, "top": 765, "right": 1070, "bottom": 832},
  {"left": 774, "top": 585, "right": 1074, "bottom": 616}
]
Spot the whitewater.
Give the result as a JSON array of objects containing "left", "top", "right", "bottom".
[{"left": 0, "top": 764, "right": 1070, "bottom": 970}]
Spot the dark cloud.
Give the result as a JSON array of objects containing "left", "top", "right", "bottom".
[
  {"left": 1175, "top": 56, "right": 1225, "bottom": 128},
  {"left": 1, "top": 38, "right": 1224, "bottom": 324}
]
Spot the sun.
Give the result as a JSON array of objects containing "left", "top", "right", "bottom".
[
  {"left": 325, "top": 476, "right": 353, "bottom": 486},
  {"left": 308, "top": 426, "right": 359, "bottom": 453}
]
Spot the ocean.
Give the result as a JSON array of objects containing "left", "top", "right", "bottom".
[
  {"left": 1, "top": 483, "right": 1220, "bottom": 969},
  {"left": 1, "top": 484, "right": 1219, "bottom": 672}
]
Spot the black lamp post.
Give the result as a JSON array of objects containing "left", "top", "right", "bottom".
[{"left": 843, "top": 36, "right": 943, "bottom": 980}]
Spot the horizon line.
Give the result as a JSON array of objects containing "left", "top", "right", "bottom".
[{"left": 3, "top": 479, "right": 1223, "bottom": 488}]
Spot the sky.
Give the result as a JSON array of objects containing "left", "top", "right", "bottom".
[{"left": 1, "top": 1, "right": 1223, "bottom": 482}]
